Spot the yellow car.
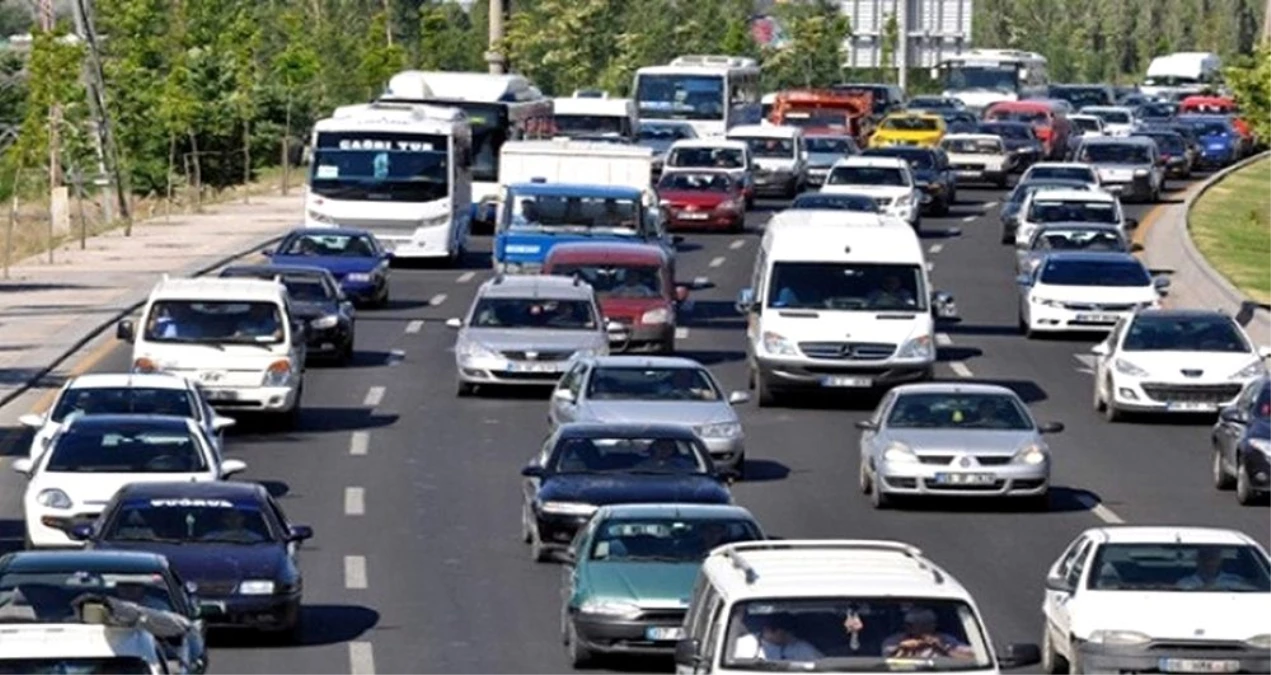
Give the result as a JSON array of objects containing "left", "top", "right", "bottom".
[{"left": 867, "top": 113, "right": 947, "bottom": 149}]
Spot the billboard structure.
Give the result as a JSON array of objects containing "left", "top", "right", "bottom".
[{"left": 839, "top": 0, "right": 973, "bottom": 88}]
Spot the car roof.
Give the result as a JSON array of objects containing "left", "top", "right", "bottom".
[
  {"left": 1082, "top": 135, "right": 1156, "bottom": 146},
  {"left": 1131, "top": 308, "right": 1235, "bottom": 321},
  {"left": 1085, "top": 526, "right": 1261, "bottom": 547},
  {"left": 505, "top": 183, "right": 643, "bottom": 200},
  {"left": 727, "top": 125, "right": 801, "bottom": 139},
  {"left": 1030, "top": 188, "right": 1114, "bottom": 202},
  {"left": 834, "top": 155, "right": 910, "bottom": 169},
  {"left": 66, "top": 373, "right": 191, "bottom": 391},
  {"left": 889, "top": 382, "right": 1021, "bottom": 397},
  {"left": 586, "top": 355, "right": 706, "bottom": 369},
  {"left": 148, "top": 277, "right": 286, "bottom": 303},
  {"left": 764, "top": 223, "right": 923, "bottom": 264},
  {"left": 1034, "top": 222, "right": 1123, "bottom": 232},
  {"left": 556, "top": 422, "right": 700, "bottom": 441},
  {"left": 594, "top": 503, "right": 756, "bottom": 520},
  {"left": 65, "top": 414, "right": 194, "bottom": 431},
  {"left": 1, "top": 550, "right": 168, "bottom": 574},
  {"left": 221, "top": 264, "right": 335, "bottom": 279},
  {"left": 767, "top": 210, "right": 889, "bottom": 229},
  {"left": 114, "top": 480, "right": 267, "bottom": 501},
  {"left": 1040, "top": 251, "right": 1139, "bottom": 264},
  {"left": 477, "top": 274, "right": 597, "bottom": 300},
  {"left": 882, "top": 112, "right": 942, "bottom": 121},
  {"left": 544, "top": 241, "right": 669, "bottom": 265},
  {"left": 1029, "top": 162, "right": 1095, "bottom": 170},
  {"left": 670, "top": 139, "right": 748, "bottom": 150},
  {"left": 941, "top": 133, "right": 1003, "bottom": 143}
]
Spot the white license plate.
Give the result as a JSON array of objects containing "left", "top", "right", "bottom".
[
  {"left": 1168, "top": 401, "right": 1215, "bottom": 412},
  {"left": 934, "top": 472, "right": 996, "bottom": 485},
  {"left": 820, "top": 376, "right": 872, "bottom": 388},
  {"left": 1076, "top": 313, "right": 1119, "bottom": 323},
  {"left": 956, "top": 170, "right": 982, "bottom": 177},
  {"left": 204, "top": 389, "right": 238, "bottom": 401},
  {"left": 646, "top": 626, "right": 685, "bottom": 641},
  {"left": 679, "top": 212, "right": 710, "bottom": 220},
  {"left": 509, "top": 361, "right": 559, "bottom": 373},
  {"left": 1159, "top": 658, "right": 1240, "bottom": 673}
]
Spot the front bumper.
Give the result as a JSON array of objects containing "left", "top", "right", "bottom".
[
  {"left": 606, "top": 321, "right": 674, "bottom": 351},
  {"left": 1009, "top": 149, "right": 1040, "bottom": 170},
  {"left": 1163, "top": 159, "right": 1190, "bottom": 177},
  {"left": 305, "top": 325, "right": 352, "bottom": 356},
  {"left": 751, "top": 171, "right": 798, "bottom": 195},
  {"left": 372, "top": 226, "right": 457, "bottom": 259},
  {"left": 202, "top": 384, "right": 301, "bottom": 413},
  {"left": 1199, "top": 147, "right": 1236, "bottom": 167},
  {"left": 952, "top": 167, "right": 1008, "bottom": 185},
  {"left": 25, "top": 509, "right": 100, "bottom": 548},
  {"left": 572, "top": 610, "right": 687, "bottom": 655},
  {"left": 1025, "top": 304, "right": 1139, "bottom": 332},
  {"left": 665, "top": 209, "right": 743, "bottom": 231},
  {"left": 457, "top": 356, "right": 573, "bottom": 386},
  {"left": 1100, "top": 176, "right": 1153, "bottom": 200},
  {"left": 1108, "top": 374, "right": 1247, "bottom": 414},
  {"left": 875, "top": 458, "right": 1049, "bottom": 497},
  {"left": 701, "top": 436, "right": 745, "bottom": 474},
  {"left": 200, "top": 592, "right": 302, "bottom": 631},
  {"left": 1075, "top": 639, "right": 1271, "bottom": 674},
  {"left": 807, "top": 168, "right": 830, "bottom": 186},
  {"left": 754, "top": 354, "right": 933, "bottom": 392}
]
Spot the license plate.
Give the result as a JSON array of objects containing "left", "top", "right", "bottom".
[
  {"left": 1076, "top": 313, "right": 1119, "bottom": 323},
  {"left": 204, "top": 389, "right": 238, "bottom": 401},
  {"left": 1168, "top": 401, "right": 1215, "bottom": 412},
  {"left": 820, "top": 376, "right": 871, "bottom": 388},
  {"left": 1159, "top": 658, "right": 1240, "bottom": 673},
  {"left": 646, "top": 626, "right": 685, "bottom": 641},
  {"left": 679, "top": 212, "right": 710, "bottom": 220},
  {"left": 934, "top": 473, "right": 996, "bottom": 485},
  {"left": 956, "top": 170, "right": 982, "bottom": 177},
  {"left": 509, "top": 361, "right": 559, "bottom": 373}
]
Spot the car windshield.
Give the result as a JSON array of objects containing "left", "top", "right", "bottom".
[
  {"left": 864, "top": 150, "right": 934, "bottom": 170},
  {"left": 735, "top": 137, "right": 794, "bottom": 159},
  {"left": 102, "top": 499, "right": 276, "bottom": 545},
  {"left": 1009, "top": 182, "right": 1088, "bottom": 205},
  {"left": 768, "top": 262, "right": 926, "bottom": 312},
  {"left": 1138, "top": 103, "right": 1176, "bottom": 118},
  {"left": 667, "top": 146, "right": 745, "bottom": 169},
  {"left": 909, "top": 98, "right": 957, "bottom": 110},
  {"left": 880, "top": 116, "right": 939, "bottom": 132},
  {"left": 1141, "top": 134, "right": 1185, "bottom": 154},
  {"left": 0, "top": 570, "right": 177, "bottom": 620},
  {"left": 1122, "top": 314, "right": 1250, "bottom": 353},
  {"left": 659, "top": 172, "right": 734, "bottom": 193},
  {"left": 1028, "top": 199, "right": 1118, "bottom": 224},
  {"left": 1028, "top": 167, "right": 1094, "bottom": 182},
  {"left": 278, "top": 232, "right": 378, "bottom": 258},
  {"left": 547, "top": 264, "right": 662, "bottom": 298},
  {"left": 1187, "top": 121, "right": 1232, "bottom": 137},
  {"left": 806, "top": 137, "right": 855, "bottom": 154},
  {"left": 789, "top": 194, "right": 879, "bottom": 212},
  {"left": 51, "top": 387, "right": 196, "bottom": 424},
  {"left": 589, "top": 518, "right": 761, "bottom": 562},
  {"left": 142, "top": 300, "right": 284, "bottom": 345},
  {"left": 989, "top": 110, "right": 1048, "bottom": 124},
  {"left": 639, "top": 123, "right": 696, "bottom": 146},
  {"left": 223, "top": 271, "right": 335, "bottom": 303},
  {"left": 0, "top": 657, "right": 152, "bottom": 674},
  {"left": 46, "top": 426, "right": 208, "bottom": 473},
  {"left": 1088, "top": 109, "right": 1132, "bottom": 124},
  {"left": 1087, "top": 544, "right": 1271, "bottom": 592},
  {"left": 721, "top": 597, "right": 993, "bottom": 671},
  {"left": 1071, "top": 117, "right": 1102, "bottom": 132},
  {"left": 943, "top": 139, "right": 1003, "bottom": 154},
  {"left": 508, "top": 193, "right": 640, "bottom": 232},
  {"left": 310, "top": 131, "right": 449, "bottom": 203},
  {"left": 825, "top": 166, "right": 908, "bottom": 187},
  {"left": 549, "top": 436, "right": 707, "bottom": 474},
  {"left": 586, "top": 366, "right": 721, "bottom": 402},
  {"left": 980, "top": 124, "right": 1033, "bottom": 140},
  {"left": 886, "top": 392, "right": 1032, "bottom": 430},
  {"left": 470, "top": 297, "right": 597, "bottom": 330},
  {"left": 1033, "top": 229, "right": 1126, "bottom": 252},
  {"left": 1039, "top": 259, "right": 1149, "bottom": 287}
]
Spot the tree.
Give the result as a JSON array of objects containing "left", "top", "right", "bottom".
[
  {"left": 418, "top": 1, "right": 483, "bottom": 72},
  {"left": 358, "top": 9, "right": 407, "bottom": 100},
  {"left": 1225, "top": 40, "right": 1270, "bottom": 143},
  {"left": 761, "top": 0, "right": 851, "bottom": 91},
  {"left": 878, "top": 12, "right": 899, "bottom": 84}
]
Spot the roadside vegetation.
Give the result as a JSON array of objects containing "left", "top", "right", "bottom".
[{"left": 1189, "top": 157, "right": 1271, "bottom": 304}]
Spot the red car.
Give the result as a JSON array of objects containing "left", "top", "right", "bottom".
[
  {"left": 542, "top": 241, "right": 687, "bottom": 353},
  {"left": 656, "top": 169, "right": 747, "bottom": 232}
]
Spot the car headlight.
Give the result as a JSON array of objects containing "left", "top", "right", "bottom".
[
  {"left": 894, "top": 193, "right": 913, "bottom": 208},
  {"left": 306, "top": 209, "right": 335, "bottom": 225},
  {"left": 539, "top": 501, "right": 598, "bottom": 516},
  {"left": 262, "top": 359, "right": 293, "bottom": 387},
  {"left": 896, "top": 335, "right": 933, "bottom": 360},
  {"left": 641, "top": 307, "right": 672, "bottom": 325},
  {"left": 1230, "top": 360, "right": 1266, "bottom": 380},
  {"left": 1249, "top": 438, "right": 1271, "bottom": 456},
  {"left": 1088, "top": 630, "right": 1152, "bottom": 646},
  {"left": 579, "top": 599, "right": 642, "bottom": 618},
  {"left": 1012, "top": 443, "right": 1047, "bottom": 465},
  {"left": 697, "top": 421, "right": 743, "bottom": 439},
  {"left": 1031, "top": 295, "right": 1062, "bottom": 308},
  {"left": 36, "top": 488, "right": 73, "bottom": 510},
  {"left": 310, "top": 314, "right": 339, "bottom": 329},
  {"left": 883, "top": 442, "right": 919, "bottom": 464},
  {"left": 237, "top": 580, "right": 276, "bottom": 595},
  {"left": 1247, "top": 634, "right": 1271, "bottom": 649},
  {"left": 1113, "top": 358, "right": 1150, "bottom": 377},
  {"left": 457, "top": 341, "right": 500, "bottom": 360},
  {"left": 762, "top": 331, "right": 798, "bottom": 356},
  {"left": 1134, "top": 168, "right": 1149, "bottom": 176},
  {"left": 345, "top": 272, "right": 373, "bottom": 283}
]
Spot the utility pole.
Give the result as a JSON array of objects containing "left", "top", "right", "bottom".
[
  {"left": 1263, "top": 0, "right": 1271, "bottom": 42},
  {"left": 68, "top": 0, "right": 111, "bottom": 223},
  {"left": 71, "top": 0, "right": 132, "bottom": 233},
  {"left": 38, "top": 0, "right": 61, "bottom": 194},
  {"left": 486, "top": 0, "right": 507, "bottom": 75},
  {"left": 896, "top": 0, "right": 909, "bottom": 94}
]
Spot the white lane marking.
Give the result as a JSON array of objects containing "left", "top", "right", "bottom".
[
  {"left": 344, "top": 555, "right": 368, "bottom": 589},
  {"left": 950, "top": 361, "right": 973, "bottom": 378},
  {"left": 928, "top": 244, "right": 943, "bottom": 254},
  {"left": 405, "top": 320, "right": 423, "bottom": 334},
  {"left": 344, "top": 487, "right": 365, "bottom": 516},
  {"left": 349, "top": 642, "right": 376, "bottom": 675},
  {"left": 350, "top": 431, "right": 369, "bottom": 456},
  {"left": 692, "top": 276, "right": 709, "bottom": 288},
  {"left": 1075, "top": 493, "right": 1126, "bottom": 524},
  {"left": 935, "top": 333, "right": 952, "bottom": 346},
  {"left": 709, "top": 256, "right": 726, "bottom": 268},
  {"left": 456, "top": 271, "right": 475, "bottom": 283},
  {"left": 387, "top": 349, "right": 405, "bottom": 366},
  {"left": 961, "top": 215, "right": 977, "bottom": 222},
  {"left": 363, "top": 386, "right": 385, "bottom": 407},
  {"left": 729, "top": 239, "right": 746, "bottom": 250},
  {"left": 984, "top": 200, "right": 999, "bottom": 208},
  {"left": 675, "top": 327, "right": 690, "bottom": 339},
  {"left": 428, "top": 293, "right": 447, "bottom": 306}
]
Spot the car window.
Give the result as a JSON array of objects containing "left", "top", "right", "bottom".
[
  {"left": 1039, "top": 259, "right": 1149, "bottom": 287},
  {"left": 278, "top": 232, "right": 378, "bottom": 257},
  {"left": 46, "top": 426, "right": 209, "bottom": 473},
  {"left": 547, "top": 264, "right": 663, "bottom": 298},
  {"left": 1086, "top": 543, "right": 1271, "bottom": 592},
  {"left": 825, "top": 166, "right": 908, "bottom": 187},
  {"left": 102, "top": 497, "right": 278, "bottom": 544},
  {"left": 50, "top": 387, "right": 198, "bottom": 424},
  {"left": 470, "top": 297, "right": 597, "bottom": 330},
  {"left": 586, "top": 366, "right": 721, "bottom": 401},
  {"left": 1034, "top": 229, "right": 1126, "bottom": 252},
  {"left": 885, "top": 393, "right": 1032, "bottom": 430},
  {"left": 1122, "top": 314, "right": 1250, "bottom": 353},
  {"left": 658, "top": 172, "right": 734, "bottom": 192},
  {"left": 789, "top": 194, "right": 879, "bottom": 212},
  {"left": 1027, "top": 199, "right": 1119, "bottom": 225},
  {"left": 143, "top": 300, "right": 284, "bottom": 345},
  {"left": 0, "top": 570, "right": 178, "bottom": 619},
  {"left": 589, "top": 517, "right": 761, "bottom": 562},
  {"left": 549, "top": 436, "right": 707, "bottom": 474},
  {"left": 881, "top": 116, "right": 940, "bottom": 131},
  {"left": 1066, "top": 540, "right": 1093, "bottom": 588}
]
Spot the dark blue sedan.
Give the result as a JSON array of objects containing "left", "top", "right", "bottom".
[
  {"left": 73, "top": 481, "right": 313, "bottom": 639},
  {"left": 1213, "top": 375, "right": 1271, "bottom": 505},
  {"left": 265, "top": 228, "right": 392, "bottom": 307}
]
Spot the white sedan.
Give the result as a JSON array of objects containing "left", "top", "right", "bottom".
[
  {"left": 18, "top": 372, "right": 235, "bottom": 460},
  {"left": 14, "top": 414, "right": 246, "bottom": 548},
  {"left": 1042, "top": 526, "right": 1271, "bottom": 674},
  {"left": 1092, "top": 309, "right": 1270, "bottom": 421},
  {"left": 1018, "top": 252, "right": 1165, "bottom": 338}
]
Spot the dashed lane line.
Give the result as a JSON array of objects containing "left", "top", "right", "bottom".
[
  {"left": 344, "top": 555, "right": 368, "bottom": 589},
  {"left": 675, "top": 327, "right": 690, "bottom": 340},
  {"left": 709, "top": 256, "right": 726, "bottom": 268},
  {"left": 935, "top": 333, "right": 952, "bottom": 346},
  {"left": 961, "top": 215, "right": 977, "bottom": 222},
  {"left": 928, "top": 244, "right": 943, "bottom": 254},
  {"left": 363, "top": 386, "right": 385, "bottom": 407},
  {"left": 949, "top": 361, "right": 973, "bottom": 378},
  {"left": 984, "top": 201, "right": 999, "bottom": 208},
  {"left": 428, "top": 293, "right": 447, "bottom": 306},
  {"left": 729, "top": 239, "right": 746, "bottom": 250},
  {"left": 344, "top": 487, "right": 365, "bottom": 516},
  {"left": 349, "top": 642, "right": 376, "bottom": 675},
  {"left": 405, "top": 320, "right": 423, "bottom": 334},
  {"left": 350, "top": 431, "right": 369, "bottom": 456},
  {"left": 456, "top": 271, "right": 476, "bottom": 283},
  {"left": 1076, "top": 493, "right": 1126, "bottom": 524}
]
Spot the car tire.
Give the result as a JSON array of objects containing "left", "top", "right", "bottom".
[
  {"left": 23, "top": 533, "right": 33, "bottom": 550},
  {"left": 375, "top": 286, "right": 391, "bottom": 309},
  {"left": 756, "top": 372, "right": 777, "bottom": 408},
  {"left": 1041, "top": 627, "right": 1069, "bottom": 674},
  {"left": 456, "top": 380, "right": 476, "bottom": 397},
  {"left": 1236, "top": 459, "right": 1262, "bottom": 505},
  {"left": 1101, "top": 390, "right": 1123, "bottom": 423},
  {"left": 859, "top": 459, "right": 872, "bottom": 495},
  {"left": 283, "top": 606, "right": 304, "bottom": 645},
  {"left": 280, "top": 395, "right": 302, "bottom": 431},
  {"left": 733, "top": 455, "right": 746, "bottom": 481},
  {"left": 933, "top": 198, "right": 950, "bottom": 217},
  {"left": 869, "top": 479, "right": 891, "bottom": 509},
  {"left": 565, "top": 619, "right": 594, "bottom": 668},
  {"left": 1001, "top": 228, "right": 1014, "bottom": 245},
  {"left": 995, "top": 176, "right": 1009, "bottom": 189},
  {"left": 520, "top": 503, "right": 533, "bottom": 544},
  {"left": 912, "top": 215, "right": 922, "bottom": 234},
  {"left": 338, "top": 339, "right": 354, "bottom": 367},
  {"left": 529, "top": 523, "right": 551, "bottom": 563},
  {"left": 1213, "top": 449, "right": 1236, "bottom": 490},
  {"left": 658, "top": 336, "right": 675, "bottom": 354}
]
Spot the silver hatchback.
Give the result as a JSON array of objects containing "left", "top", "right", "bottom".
[
  {"left": 856, "top": 383, "right": 1063, "bottom": 509},
  {"left": 447, "top": 275, "right": 613, "bottom": 396}
]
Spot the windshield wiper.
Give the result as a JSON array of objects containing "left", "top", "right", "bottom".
[
  {"left": 109, "top": 535, "right": 185, "bottom": 544},
  {"left": 727, "top": 660, "right": 808, "bottom": 671}
]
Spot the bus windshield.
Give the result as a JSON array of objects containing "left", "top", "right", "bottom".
[
  {"left": 311, "top": 131, "right": 450, "bottom": 203},
  {"left": 636, "top": 74, "right": 725, "bottom": 121},
  {"left": 942, "top": 65, "right": 1020, "bottom": 93}
]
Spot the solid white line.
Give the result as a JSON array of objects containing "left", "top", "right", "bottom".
[
  {"left": 344, "top": 487, "right": 365, "bottom": 516},
  {"left": 349, "top": 642, "right": 376, "bottom": 675},
  {"left": 961, "top": 214, "right": 977, "bottom": 222},
  {"left": 692, "top": 276, "right": 709, "bottom": 288},
  {"left": 349, "top": 431, "right": 369, "bottom": 456},
  {"left": 935, "top": 333, "right": 952, "bottom": 346},
  {"left": 344, "top": 555, "right": 368, "bottom": 589},
  {"left": 729, "top": 239, "right": 746, "bottom": 250},
  {"left": 363, "top": 386, "right": 385, "bottom": 407},
  {"left": 709, "top": 256, "right": 726, "bottom": 268},
  {"left": 405, "top": 320, "right": 423, "bottom": 334},
  {"left": 984, "top": 200, "right": 999, "bottom": 208},
  {"left": 928, "top": 244, "right": 943, "bottom": 254},
  {"left": 387, "top": 349, "right": 405, "bottom": 366},
  {"left": 1076, "top": 494, "right": 1126, "bottom": 524},
  {"left": 456, "top": 271, "right": 476, "bottom": 283},
  {"left": 675, "top": 327, "right": 690, "bottom": 339},
  {"left": 950, "top": 361, "right": 973, "bottom": 378},
  {"left": 428, "top": 293, "right": 447, "bottom": 306}
]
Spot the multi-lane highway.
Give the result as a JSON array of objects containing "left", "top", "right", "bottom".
[{"left": 0, "top": 176, "right": 1266, "bottom": 674}]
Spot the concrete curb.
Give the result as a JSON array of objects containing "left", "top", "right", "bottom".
[
  {"left": 1181, "top": 150, "right": 1271, "bottom": 340},
  {"left": 0, "top": 231, "right": 286, "bottom": 410}
]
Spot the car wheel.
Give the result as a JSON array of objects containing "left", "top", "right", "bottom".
[
  {"left": 912, "top": 215, "right": 922, "bottom": 234},
  {"left": 1092, "top": 378, "right": 1106, "bottom": 413},
  {"left": 1236, "top": 459, "right": 1262, "bottom": 505},
  {"left": 520, "top": 503, "right": 533, "bottom": 543},
  {"left": 1041, "top": 626, "right": 1069, "bottom": 674},
  {"left": 858, "top": 459, "right": 872, "bottom": 495},
  {"left": 280, "top": 395, "right": 303, "bottom": 431},
  {"left": 565, "top": 618, "right": 594, "bottom": 668},
  {"left": 1001, "top": 228, "right": 1014, "bottom": 245},
  {"left": 747, "top": 365, "right": 756, "bottom": 391},
  {"left": 870, "top": 478, "right": 891, "bottom": 509},
  {"left": 339, "top": 339, "right": 354, "bottom": 366},
  {"left": 733, "top": 454, "right": 746, "bottom": 481},
  {"left": 283, "top": 606, "right": 304, "bottom": 645},
  {"left": 756, "top": 372, "right": 777, "bottom": 408},
  {"left": 1213, "top": 449, "right": 1236, "bottom": 490},
  {"left": 375, "top": 286, "right": 391, "bottom": 309},
  {"left": 456, "top": 380, "right": 476, "bottom": 397},
  {"left": 529, "top": 523, "right": 551, "bottom": 563},
  {"left": 934, "top": 198, "right": 949, "bottom": 217},
  {"left": 1101, "top": 388, "right": 1123, "bottom": 423},
  {"left": 658, "top": 336, "right": 675, "bottom": 354}
]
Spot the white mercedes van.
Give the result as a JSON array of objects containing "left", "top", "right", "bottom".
[
  {"left": 737, "top": 222, "right": 955, "bottom": 407},
  {"left": 117, "top": 276, "right": 306, "bottom": 428}
]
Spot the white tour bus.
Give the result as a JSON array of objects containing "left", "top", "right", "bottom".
[
  {"left": 306, "top": 101, "right": 472, "bottom": 262},
  {"left": 936, "top": 49, "right": 1049, "bottom": 113},
  {"left": 633, "top": 55, "right": 762, "bottom": 138},
  {"left": 551, "top": 95, "right": 638, "bottom": 142},
  {"left": 380, "top": 70, "right": 554, "bottom": 227}
]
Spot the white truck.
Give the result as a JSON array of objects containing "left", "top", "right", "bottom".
[
  {"left": 497, "top": 138, "right": 654, "bottom": 192},
  {"left": 1142, "top": 52, "right": 1222, "bottom": 99}
]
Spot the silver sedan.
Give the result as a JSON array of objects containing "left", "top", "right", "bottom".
[
  {"left": 856, "top": 382, "right": 1063, "bottom": 509},
  {"left": 548, "top": 355, "right": 750, "bottom": 477}
]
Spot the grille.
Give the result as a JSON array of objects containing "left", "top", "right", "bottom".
[
  {"left": 1147, "top": 641, "right": 1247, "bottom": 653},
  {"left": 952, "top": 163, "right": 985, "bottom": 171},
  {"left": 193, "top": 580, "right": 238, "bottom": 596},
  {"left": 1062, "top": 302, "right": 1136, "bottom": 311},
  {"left": 500, "top": 350, "right": 574, "bottom": 361},
  {"left": 918, "top": 456, "right": 1013, "bottom": 466},
  {"left": 919, "top": 455, "right": 953, "bottom": 465},
  {"left": 1141, "top": 383, "right": 1242, "bottom": 403},
  {"left": 976, "top": 456, "right": 1013, "bottom": 466},
  {"left": 328, "top": 217, "right": 419, "bottom": 231},
  {"left": 922, "top": 479, "right": 1005, "bottom": 491},
  {"left": 490, "top": 370, "right": 563, "bottom": 382},
  {"left": 798, "top": 342, "right": 896, "bottom": 361},
  {"left": 873, "top": 197, "right": 894, "bottom": 208},
  {"left": 636, "top": 609, "right": 686, "bottom": 623}
]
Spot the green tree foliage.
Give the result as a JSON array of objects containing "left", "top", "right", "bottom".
[
  {"left": 1225, "top": 41, "right": 1271, "bottom": 143},
  {"left": 418, "top": 0, "right": 487, "bottom": 72},
  {"left": 9, "top": 30, "right": 92, "bottom": 178},
  {"left": 760, "top": 0, "right": 851, "bottom": 90}
]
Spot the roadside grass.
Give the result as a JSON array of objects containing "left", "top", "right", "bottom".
[{"left": 1189, "top": 157, "right": 1271, "bottom": 304}]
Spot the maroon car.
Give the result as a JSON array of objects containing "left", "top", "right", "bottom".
[
  {"left": 542, "top": 241, "right": 687, "bottom": 353},
  {"left": 656, "top": 169, "right": 747, "bottom": 232}
]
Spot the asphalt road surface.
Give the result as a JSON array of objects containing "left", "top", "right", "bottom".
[{"left": 0, "top": 174, "right": 1265, "bottom": 675}]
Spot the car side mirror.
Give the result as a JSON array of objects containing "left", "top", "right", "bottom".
[
  {"left": 736, "top": 287, "right": 757, "bottom": 314},
  {"left": 552, "top": 388, "right": 576, "bottom": 404},
  {"left": 116, "top": 319, "right": 135, "bottom": 343},
  {"left": 1015, "top": 274, "right": 1033, "bottom": 286},
  {"left": 18, "top": 413, "right": 45, "bottom": 429},
  {"left": 1091, "top": 343, "right": 1110, "bottom": 356},
  {"left": 212, "top": 416, "right": 236, "bottom": 432},
  {"left": 12, "top": 458, "right": 33, "bottom": 476},
  {"left": 521, "top": 465, "right": 545, "bottom": 478},
  {"left": 674, "top": 638, "right": 703, "bottom": 667},
  {"left": 855, "top": 420, "right": 877, "bottom": 430},
  {"left": 998, "top": 643, "right": 1042, "bottom": 669},
  {"left": 68, "top": 523, "right": 94, "bottom": 541},
  {"left": 1045, "top": 575, "right": 1073, "bottom": 594},
  {"left": 288, "top": 525, "right": 314, "bottom": 542},
  {"left": 1039, "top": 421, "right": 1065, "bottom": 434},
  {"left": 1124, "top": 217, "right": 1139, "bottom": 229},
  {"left": 728, "top": 391, "right": 750, "bottom": 405},
  {"left": 931, "top": 291, "right": 957, "bottom": 319},
  {"left": 291, "top": 324, "right": 306, "bottom": 343},
  {"left": 261, "top": 249, "right": 274, "bottom": 257},
  {"left": 1219, "top": 407, "right": 1249, "bottom": 424},
  {"left": 675, "top": 285, "right": 690, "bottom": 303},
  {"left": 1259, "top": 346, "right": 1271, "bottom": 359},
  {"left": 220, "top": 459, "right": 248, "bottom": 476},
  {"left": 445, "top": 318, "right": 463, "bottom": 329},
  {"left": 1153, "top": 275, "right": 1171, "bottom": 291},
  {"left": 381, "top": 251, "right": 394, "bottom": 260}
]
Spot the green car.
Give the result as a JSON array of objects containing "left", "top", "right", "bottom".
[{"left": 561, "top": 503, "right": 765, "bottom": 667}]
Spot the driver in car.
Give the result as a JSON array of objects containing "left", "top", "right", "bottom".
[
  {"left": 201, "top": 509, "right": 266, "bottom": 544},
  {"left": 881, "top": 608, "right": 975, "bottom": 660},
  {"left": 866, "top": 275, "right": 917, "bottom": 308}
]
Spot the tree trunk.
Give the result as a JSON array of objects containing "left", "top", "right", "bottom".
[
  {"left": 165, "top": 133, "right": 175, "bottom": 221},
  {"left": 242, "top": 118, "right": 252, "bottom": 204},
  {"left": 188, "top": 130, "right": 203, "bottom": 212},
  {"left": 281, "top": 86, "right": 292, "bottom": 196}
]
